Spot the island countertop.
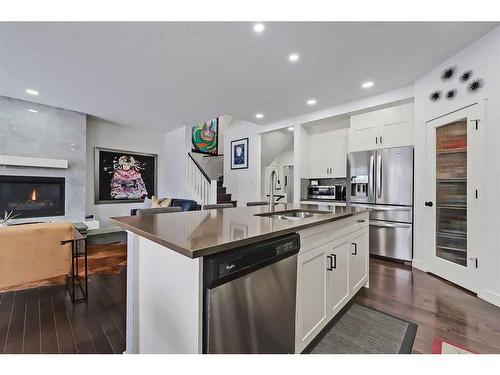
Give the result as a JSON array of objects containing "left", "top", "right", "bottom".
[{"left": 110, "top": 203, "right": 369, "bottom": 258}]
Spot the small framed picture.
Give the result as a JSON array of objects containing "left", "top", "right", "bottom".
[{"left": 231, "top": 137, "right": 249, "bottom": 170}]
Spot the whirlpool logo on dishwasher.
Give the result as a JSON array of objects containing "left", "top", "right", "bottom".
[{"left": 225, "top": 263, "right": 236, "bottom": 270}]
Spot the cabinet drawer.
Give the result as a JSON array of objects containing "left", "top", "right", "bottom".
[{"left": 299, "top": 214, "right": 369, "bottom": 254}]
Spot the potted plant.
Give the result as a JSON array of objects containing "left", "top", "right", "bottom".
[{"left": 0, "top": 210, "right": 19, "bottom": 226}]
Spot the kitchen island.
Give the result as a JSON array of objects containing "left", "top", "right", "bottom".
[{"left": 111, "top": 203, "right": 369, "bottom": 354}]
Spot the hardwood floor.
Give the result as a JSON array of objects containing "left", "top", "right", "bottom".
[
  {"left": 1, "top": 247, "right": 500, "bottom": 354},
  {"left": 356, "top": 257, "right": 500, "bottom": 354},
  {"left": 0, "top": 267, "right": 126, "bottom": 354}
]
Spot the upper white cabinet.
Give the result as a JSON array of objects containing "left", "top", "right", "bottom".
[
  {"left": 349, "top": 111, "right": 379, "bottom": 152},
  {"left": 308, "top": 131, "right": 347, "bottom": 178},
  {"left": 349, "top": 102, "right": 414, "bottom": 152}
]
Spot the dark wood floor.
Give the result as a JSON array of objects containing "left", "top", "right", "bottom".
[
  {"left": 1, "top": 251, "right": 500, "bottom": 354},
  {"left": 0, "top": 268, "right": 126, "bottom": 354},
  {"left": 356, "top": 257, "right": 500, "bottom": 354}
]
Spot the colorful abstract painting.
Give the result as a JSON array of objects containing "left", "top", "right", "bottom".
[
  {"left": 95, "top": 148, "right": 157, "bottom": 204},
  {"left": 192, "top": 118, "right": 218, "bottom": 155}
]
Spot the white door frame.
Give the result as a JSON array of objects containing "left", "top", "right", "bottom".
[{"left": 425, "top": 101, "right": 485, "bottom": 292}]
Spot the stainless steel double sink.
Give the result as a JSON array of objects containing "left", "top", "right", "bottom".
[{"left": 254, "top": 209, "right": 330, "bottom": 221}]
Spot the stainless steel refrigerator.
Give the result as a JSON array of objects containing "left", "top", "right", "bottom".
[{"left": 347, "top": 146, "right": 413, "bottom": 262}]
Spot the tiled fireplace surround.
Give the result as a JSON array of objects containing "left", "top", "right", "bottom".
[{"left": 0, "top": 96, "right": 86, "bottom": 223}]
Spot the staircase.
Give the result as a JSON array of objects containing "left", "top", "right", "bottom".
[{"left": 216, "top": 176, "right": 237, "bottom": 207}]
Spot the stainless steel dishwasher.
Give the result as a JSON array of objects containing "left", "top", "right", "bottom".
[{"left": 203, "top": 233, "right": 300, "bottom": 354}]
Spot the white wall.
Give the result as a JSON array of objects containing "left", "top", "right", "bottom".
[
  {"left": 163, "top": 125, "right": 199, "bottom": 201},
  {"left": 86, "top": 117, "right": 168, "bottom": 231},
  {"left": 413, "top": 26, "right": 500, "bottom": 306},
  {"left": 270, "top": 147, "right": 294, "bottom": 167},
  {"left": 223, "top": 118, "right": 261, "bottom": 206}
]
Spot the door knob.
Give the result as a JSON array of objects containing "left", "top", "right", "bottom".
[{"left": 425, "top": 201, "right": 433, "bottom": 207}]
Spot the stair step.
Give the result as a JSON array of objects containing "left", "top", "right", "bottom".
[
  {"left": 217, "top": 193, "right": 232, "bottom": 203},
  {"left": 217, "top": 187, "right": 226, "bottom": 194},
  {"left": 231, "top": 200, "right": 237, "bottom": 207},
  {"left": 217, "top": 180, "right": 223, "bottom": 188}
]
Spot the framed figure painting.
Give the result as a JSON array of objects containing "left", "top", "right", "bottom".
[
  {"left": 231, "top": 137, "right": 249, "bottom": 170},
  {"left": 95, "top": 147, "right": 157, "bottom": 204}
]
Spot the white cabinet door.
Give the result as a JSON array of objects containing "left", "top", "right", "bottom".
[
  {"left": 308, "top": 137, "right": 330, "bottom": 178},
  {"left": 349, "top": 228, "right": 369, "bottom": 293},
  {"left": 349, "top": 111, "right": 379, "bottom": 152},
  {"left": 349, "top": 102, "right": 415, "bottom": 152},
  {"left": 296, "top": 244, "right": 328, "bottom": 352},
  {"left": 331, "top": 136, "right": 347, "bottom": 177},
  {"left": 379, "top": 120, "right": 414, "bottom": 148},
  {"left": 378, "top": 103, "right": 414, "bottom": 148},
  {"left": 349, "top": 126, "right": 378, "bottom": 152},
  {"left": 325, "top": 237, "right": 350, "bottom": 318}
]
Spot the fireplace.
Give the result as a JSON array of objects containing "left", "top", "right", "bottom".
[{"left": 0, "top": 175, "right": 65, "bottom": 218}]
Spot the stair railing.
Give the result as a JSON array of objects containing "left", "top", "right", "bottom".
[{"left": 186, "top": 153, "right": 217, "bottom": 205}]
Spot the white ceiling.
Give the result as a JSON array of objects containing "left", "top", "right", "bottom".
[{"left": 0, "top": 22, "right": 497, "bottom": 132}]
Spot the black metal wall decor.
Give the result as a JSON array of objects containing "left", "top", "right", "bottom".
[
  {"left": 429, "top": 66, "right": 483, "bottom": 102},
  {"left": 468, "top": 78, "right": 483, "bottom": 93},
  {"left": 446, "top": 89, "right": 457, "bottom": 100},
  {"left": 441, "top": 66, "right": 456, "bottom": 81},
  {"left": 460, "top": 70, "right": 472, "bottom": 83},
  {"left": 430, "top": 90, "right": 442, "bottom": 102}
]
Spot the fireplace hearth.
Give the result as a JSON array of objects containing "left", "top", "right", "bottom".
[{"left": 0, "top": 175, "right": 65, "bottom": 218}]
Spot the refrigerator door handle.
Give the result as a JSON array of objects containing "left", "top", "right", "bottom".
[
  {"left": 370, "top": 220, "right": 412, "bottom": 229},
  {"left": 377, "top": 153, "right": 382, "bottom": 199},
  {"left": 351, "top": 204, "right": 411, "bottom": 211},
  {"left": 369, "top": 154, "right": 375, "bottom": 198}
]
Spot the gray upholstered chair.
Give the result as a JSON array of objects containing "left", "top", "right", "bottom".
[
  {"left": 202, "top": 203, "right": 234, "bottom": 210},
  {"left": 246, "top": 201, "right": 268, "bottom": 207},
  {"left": 136, "top": 207, "right": 182, "bottom": 215}
]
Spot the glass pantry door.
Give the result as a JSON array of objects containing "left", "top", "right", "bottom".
[
  {"left": 426, "top": 103, "right": 483, "bottom": 292},
  {"left": 435, "top": 120, "right": 467, "bottom": 266}
]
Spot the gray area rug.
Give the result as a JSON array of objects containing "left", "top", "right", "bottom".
[{"left": 309, "top": 303, "right": 417, "bottom": 354}]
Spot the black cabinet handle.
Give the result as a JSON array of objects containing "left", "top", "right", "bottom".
[
  {"left": 375, "top": 137, "right": 378, "bottom": 144},
  {"left": 326, "top": 255, "right": 333, "bottom": 271},
  {"left": 352, "top": 242, "right": 358, "bottom": 255},
  {"left": 357, "top": 219, "right": 366, "bottom": 223},
  {"left": 425, "top": 201, "right": 433, "bottom": 207},
  {"left": 331, "top": 254, "right": 337, "bottom": 269}
]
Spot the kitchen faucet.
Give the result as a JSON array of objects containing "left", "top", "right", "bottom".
[{"left": 269, "top": 170, "right": 277, "bottom": 211}]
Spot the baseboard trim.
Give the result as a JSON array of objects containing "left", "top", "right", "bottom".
[
  {"left": 411, "top": 259, "right": 427, "bottom": 272},
  {"left": 478, "top": 289, "right": 500, "bottom": 308}
]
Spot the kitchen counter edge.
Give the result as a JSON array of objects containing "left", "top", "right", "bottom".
[{"left": 110, "top": 209, "right": 369, "bottom": 259}]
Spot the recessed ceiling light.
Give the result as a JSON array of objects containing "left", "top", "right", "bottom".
[
  {"left": 287, "top": 127, "right": 294, "bottom": 131},
  {"left": 25, "top": 89, "right": 39, "bottom": 96},
  {"left": 255, "top": 113, "right": 264, "bottom": 119},
  {"left": 307, "top": 99, "right": 317, "bottom": 106},
  {"left": 253, "top": 23, "right": 265, "bottom": 33},
  {"left": 361, "top": 81, "right": 374, "bottom": 89},
  {"left": 288, "top": 53, "right": 299, "bottom": 62},
  {"left": 27, "top": 109, "right": 38, "bottom": 113}
]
